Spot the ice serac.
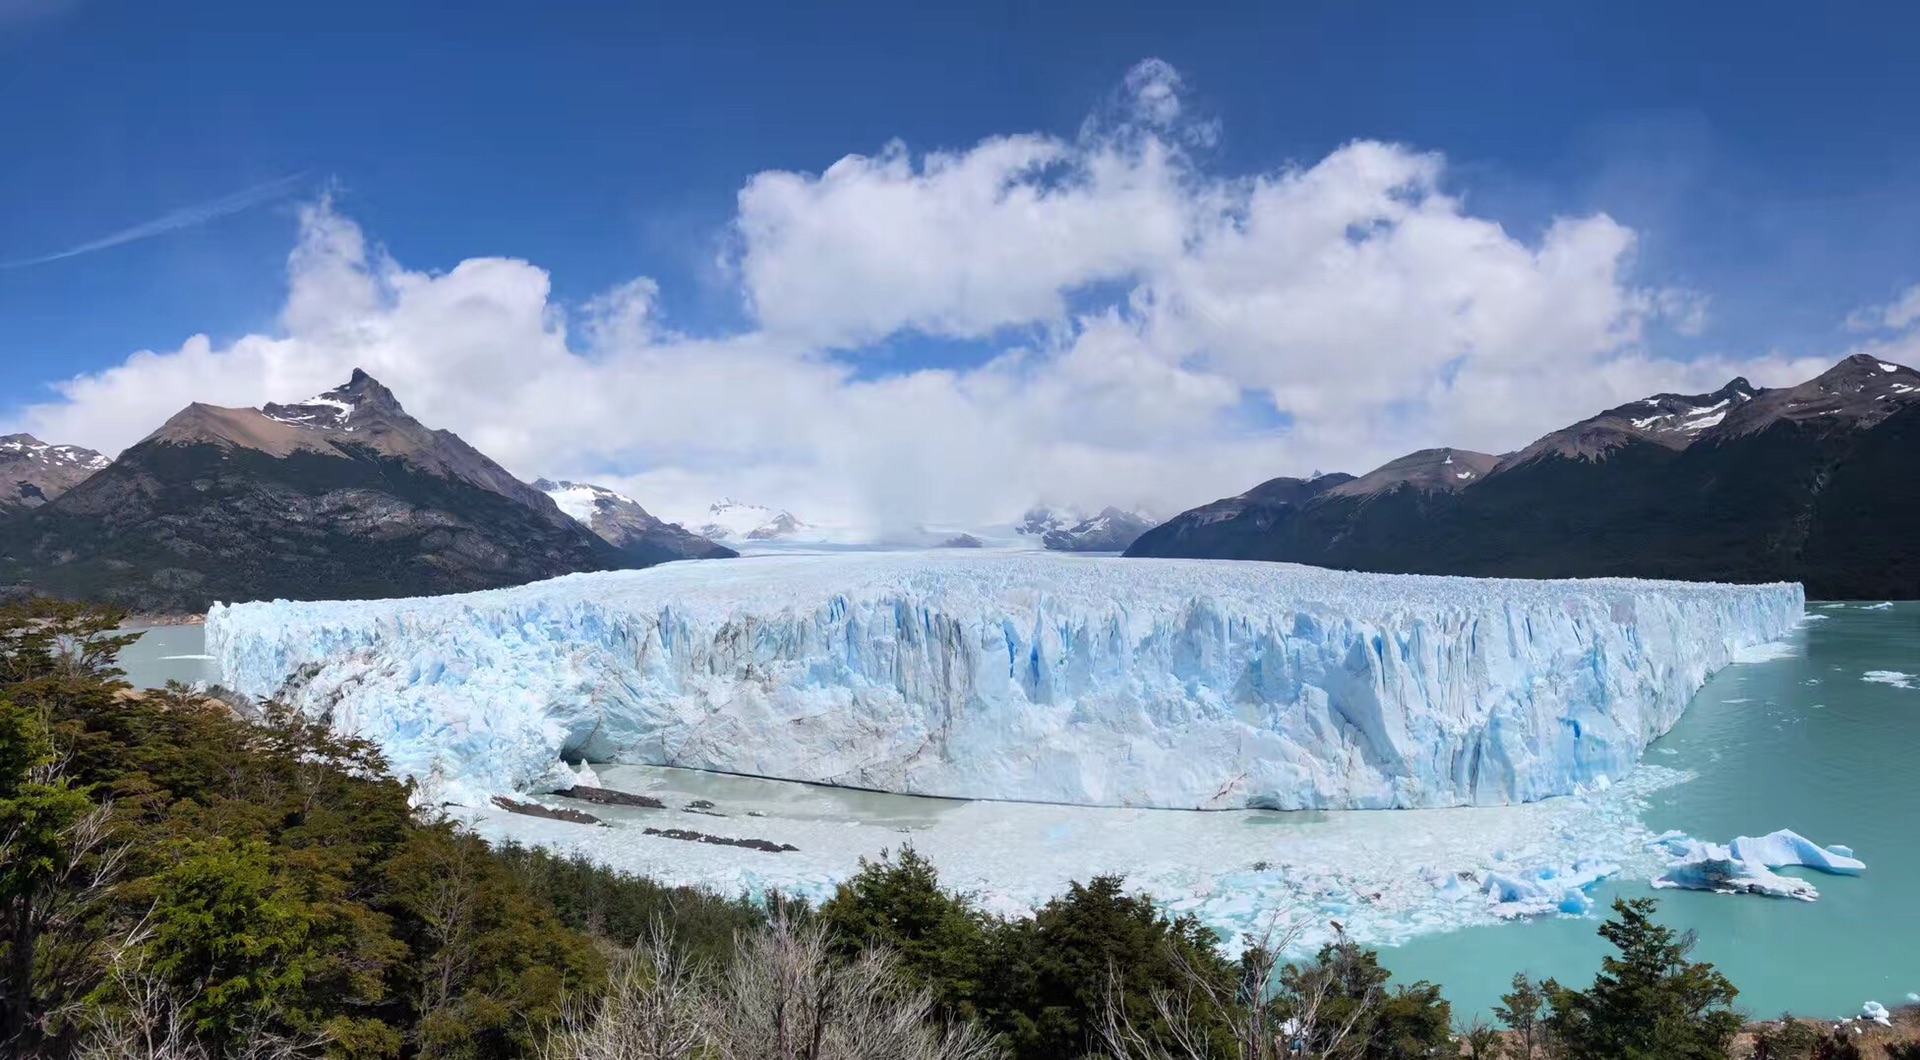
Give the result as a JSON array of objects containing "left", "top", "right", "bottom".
[{"left": 205, "top": 553, "right": 1804, "bottom": 810}]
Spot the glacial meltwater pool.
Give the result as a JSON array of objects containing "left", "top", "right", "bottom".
[{"left": 120, "top": 602, "right": 1920, "bottom": 1020}]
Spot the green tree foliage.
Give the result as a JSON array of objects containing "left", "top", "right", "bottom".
[
  {"left": 1543, "top": 897, "right": 1742, "bottom": 1060},
  {"left": 1, "top": 692, "right": 121, "bottom": 1057},
  {"left": 1456, "top": 1017, "right": 1504, "bottom": 1059},
  {"left": 494, "top": 840, "right": 773, "bottom": 968},
  {"left": 141, "top": 838, "right": 332, "bottom": 1050},
  {"left": 383, "top": 827, "right": 599, "bottom": 1059},
  {"left": 982, "top": 876, "right": 1239, "bottom": 1060},
  {"left": 0, "top": 598, "right": 1856, "bottom": 1060},
  {"left": 819, "top": 846, "right": 990, "bottom": 1019},
  {"left": 1491, "top": 974, "right": 1548, "bottom": 1058},
  {"left": 1272, "top": 937, "right": 1451, "bottom": 1060},
  {"left": 818, "top": 854, "right": 1246, "bottom": 1060},
  {"left": 0, "top": 601, "right": 603, "bottom": 1059}
]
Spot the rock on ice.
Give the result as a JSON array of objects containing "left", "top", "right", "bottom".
[{"left": 205, "top": 553, "right": 1803, "bottom": 809}]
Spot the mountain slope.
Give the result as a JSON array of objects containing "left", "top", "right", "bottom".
[
  {"left": 1, "top": 370, "right": 623, "bottom": 611},
  {"left": 1127, "top": 355, "right": 1920, "bottom": 598},
  {"left": 1016, "top": 505, "right": 1158, "bottom": 551},
  {"left": 535, "top": 479, "right": 736, "bottom": 564},
  {"left": 0, "top": 434, "right": 109, "bottom": 513},
  {"left": 694, "top": 499, "right": 813, "bottom": 542}
]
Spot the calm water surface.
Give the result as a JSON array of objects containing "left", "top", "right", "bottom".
[
  {"left": 117, "top": 624, "right": 219, "bottom": 687},
  {"left": 1387, "top": 602, "right": 1920, "bottom": 1018},
  {"left": 125, "top": 604, "right": 1920, "bottom": 1019}
]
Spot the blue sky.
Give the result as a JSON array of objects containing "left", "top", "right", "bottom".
[{"left": 4, "top": 0, "right": 1919, "bottom": 527}]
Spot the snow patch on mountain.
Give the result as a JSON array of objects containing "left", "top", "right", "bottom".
[
  {"left": 694, "top": 499, "right": 814, "bottom": 542},
  {"left": 0, "top": 435, "right": 110, "bottom": 471},
  {"left": 1016, "top": 505, "right": 1156, "bottom": 551},
  {"left": 536, "top": 480, "right": 637, "bottom": 524}
]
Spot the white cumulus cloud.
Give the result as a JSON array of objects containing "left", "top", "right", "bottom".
[{"left": 7, "top": 59, "right": 1852, "bottom": 537}]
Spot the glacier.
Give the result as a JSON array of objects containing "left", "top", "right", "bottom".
[{"left": 205, "top": 552, "right": 1803, "bottom": 811}]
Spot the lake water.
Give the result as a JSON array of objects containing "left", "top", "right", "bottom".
[
  {"left": 117, "top": 624, "right": 220, "bottom": 687},
  {"left": 122, "top": 602, "right": 1920, "bottom": 1019},
  {"left": 1386, "top": 601, "right": 1920, "bottom": 1018}
]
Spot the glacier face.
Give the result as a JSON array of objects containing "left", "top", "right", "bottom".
[{"left": 205, "top": 553, "right": 1803, "bottom": 810}]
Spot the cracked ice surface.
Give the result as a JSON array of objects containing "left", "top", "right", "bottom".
[
  {"left": 206, "top": 553, "right": 1802, "bottom": 811},
  {"left": 468, "top": 760, "right": 1696, "bottom": 956}
]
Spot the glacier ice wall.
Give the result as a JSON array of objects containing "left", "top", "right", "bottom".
[{"left": 205, "top": 553, "right": 1803, "bottom": 810}]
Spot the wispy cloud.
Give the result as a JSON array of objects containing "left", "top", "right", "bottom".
[
  {"left": 0, "top": 0, "right": 81, "bottom": 30},
  {"left": 1, "top": 173, "right": 310, "bottom": 269}
]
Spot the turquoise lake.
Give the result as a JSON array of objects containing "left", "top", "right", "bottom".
[
  {"left": 122, "top": 601, "right": 1919, "bottom": 1020},
  {"left": 1385, "top": 601, "right": 1920, "bottom": 1018}
]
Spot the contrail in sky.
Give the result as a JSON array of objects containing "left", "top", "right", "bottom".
[{"left": 1, "top": 173, "right": 309, "bottom": 269}]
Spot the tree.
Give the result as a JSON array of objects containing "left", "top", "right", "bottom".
[
  {"left": 1456, "top": 1017, "right": 1504, "bottom": 1059},
  {"left": 980, "top": 877, "right": 1237, "bottom": 1060},
  {"left": 0, "top": 699, "right": 124, "bottom": 1059},
  {"left": 1491, "top": 975, "right": 1547, "bottom": 1058},
  {"left": 1269, "top": 935, "right": 1449, "bottom": 1060},
  {"left": 138, "top": 839, "right": 325, "bottom": 1052},
  {"left": 383, "top": 826, "right": 602, "bottom": 1059},
  {"left": 1096, "top": 916, "right": 1451, "bottom": 1060},
  {"left": 1545, "top": 898, "right": 1741, "bottom": 1060},
  {"left": 541, "top": 916, "right": 1000, "bottom": 1060},
  {"left": 819, "top": 848, "right": 990, "bottom": 1020}
]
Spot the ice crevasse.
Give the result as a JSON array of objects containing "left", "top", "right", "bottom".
[{"left": 205, "top": 553, "right": 1803, "bottom": 810}]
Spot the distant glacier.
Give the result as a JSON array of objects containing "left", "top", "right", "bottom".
[{"left": 206, "top": 553, "right": 1803, "bottom": 810}]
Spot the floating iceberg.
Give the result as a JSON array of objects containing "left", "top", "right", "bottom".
[
  {"left": 206, "top": 553, "right": 1802, "bottom": 810},
  {"left": 1650, "top": 828, "right": 1864, "bottom": 901}
]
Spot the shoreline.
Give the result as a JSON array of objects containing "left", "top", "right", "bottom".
[{"left": 120, "top": 612, "right": 206, "bottom": 627}]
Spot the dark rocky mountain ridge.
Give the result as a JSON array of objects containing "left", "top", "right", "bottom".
[
  {"left": 0, "top": 371, "right": 635, "bottom": 612},
  {"left": 1127, "top": 354, "right": 1920, "bottom": 598}
]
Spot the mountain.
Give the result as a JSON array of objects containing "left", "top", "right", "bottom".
[
  {"left": 695, "top": 499, "right": 813, "bottom": 542},
  {"left": 1015, "top": 505, "right": 1158, "bottom": 551},
  {"left": 0, "top": 370, "right": 624, "bottom": 612},
  {"left": 1322, "top": 448, "right": 1500, "bottom": 497},
  {"left": 0, "top": 434, "right": 110, "bottom": 513},
  {"left": 535, "top": 479, "right": 735, "bottom": 564},
  {"left": 1015, "top": 506, "right": 1076, "bottom": 538},
  {"left": 1127, "top": 355, "right": 1920, "bottom": 598}
]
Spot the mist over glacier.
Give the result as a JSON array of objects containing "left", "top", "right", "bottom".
[{"left": 206, "top": 553, "right": 1802, "bottom": 811}]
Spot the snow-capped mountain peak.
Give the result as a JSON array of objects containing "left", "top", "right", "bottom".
[
  {"left": 1017, "top": 504, "right": 1156, "bottom": 552},
  {"left": 0, "top": 434, "right": 110, "bottom": 472},
  {"left": 534, "top": 479, "right": 735, "bottom": 563},
  {"left": 0, "top": 433, "right": 112, "bottom": 513},
  {"left": 534, "top": 479, "right": 638, "bottom": 523},
  {"left": 260, "top": 369, "right": 401, "bottom": 433},
  {"left": 697, "top": 499, "right": 812, "bottom": 542}
]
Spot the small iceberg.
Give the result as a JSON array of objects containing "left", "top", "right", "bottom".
[
  {"left": 1862, "top": 602, "right": 1895, "bottom": 611},
  {"left": 1864, "top": 671, "right": 1916, "bottom": 690},
  {"left": 1649, "top": 828, "right": 1864, "bottom": 901},
  {"left": 1863, "top": 1001, "right": 1892, "bottom": 1027},
  {"left": 1437, "top": 858, "right": 1617, "bottom": 919}
]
